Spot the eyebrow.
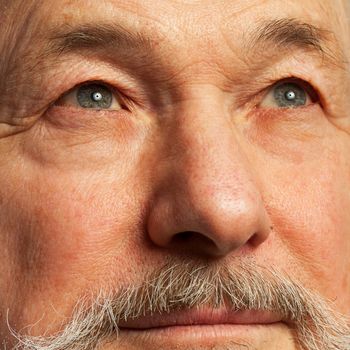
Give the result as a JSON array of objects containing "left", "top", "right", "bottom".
[
  {"left": 45, "top": 17, "right": 342, "bottom": 66},
  {"left": 252, "top": 18, "right": 337, "bottom": 60},
  {"left": 47, "top": 22, "right": 152, "bottom": 54}
]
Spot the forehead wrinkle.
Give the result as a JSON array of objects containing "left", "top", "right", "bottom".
[
  {"left": 0, "top": 1, "right": 47, "bottom": 103},
  {"left": 2, "top": 1, "right": 349, "bottom": 108}
]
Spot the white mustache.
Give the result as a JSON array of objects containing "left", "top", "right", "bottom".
[{"left": 8, "top": 259, "right": 350, "bottom": 350}]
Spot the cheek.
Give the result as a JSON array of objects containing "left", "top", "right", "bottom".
[
  {"left": 244, "top": 109, "right": 350, "bottom": 311},
  {"left": 261, "top": 151, "right": 350, "bottom": 311},
  {"left": 0, "top": 113, "right": 158, "bottom": 333},
  {"left": 0, "top": 166, "right": 149, "bottom": 333},
  {"left": 1, "top": 115, "right": 153, "bottom": 286},
  {"left": 23, "top": 178, "right": 142, "bottom": 282}
]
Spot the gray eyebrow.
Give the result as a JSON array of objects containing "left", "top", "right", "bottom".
[
  {"left": 252, "top": 18, "right": 336, "bottom": 58},
  {"left": 45, "top": 17, "right": 343, "bottom": 66},
  {"left": 47, "top": 22, "right": 153, "bottom": 55},
  {"left": 2, "top": 15, "right": 346, "bottom": 103}
]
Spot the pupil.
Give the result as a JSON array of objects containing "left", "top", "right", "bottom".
[
  {"left": 92, "top": 92, "right": 103, "bottom": 101},
  {"left": 285, "top": 91, "right": 296, "bottom": 100}
]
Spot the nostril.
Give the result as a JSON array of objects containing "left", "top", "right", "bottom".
[
  {"left": 171, "top": 231, "right": 217, "bottom": 251},
  {"left": 247, "top": 231, "right": 267, "bottom": 247},
  {"left": 174, "top": 231, "right": 194, "bottom": 242}
]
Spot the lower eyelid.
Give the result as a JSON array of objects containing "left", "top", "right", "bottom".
[
  {"left": 250, "top": 103, "right": 322, "bottom": 125},
  {"left": 45, "top": 105, "right": 128, "bottom": 125}
]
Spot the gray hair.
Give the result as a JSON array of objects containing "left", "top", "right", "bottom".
[{"left": 7, "top": 259, "right": 350, "bottom": 350}]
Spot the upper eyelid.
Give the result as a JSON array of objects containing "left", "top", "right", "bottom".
[
  {"left": 48, "top": 67, "right": 150, "bottom": 110},
  {"left": 240, "top": 77, "right": 321, "bottom": 110},
  {"left": 269, "top": 78, "right": 315, "bottom": 95},
  {"left": 60, "top": 81, "right": 119, "bottom": 98}
]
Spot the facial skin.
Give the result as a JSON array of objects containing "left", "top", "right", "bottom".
[{"left": 0, "top": 0, "right": 350, "bottom": 349}]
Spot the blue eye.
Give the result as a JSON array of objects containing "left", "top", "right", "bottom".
[
  {"left": 77, "top": 84, "right": 113, "bottom": 109},
  {"left": 260, "top": 80, "right": 315, "bottom": 109},
  {"left": 55, "top": 83, "right": 123, "bottom": 110},
  {"left": 273, "top": 82, "right": 307, "bottom": 108}
]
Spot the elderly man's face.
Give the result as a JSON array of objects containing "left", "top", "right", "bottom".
[{"left": 1, "top": 0, "right": 350, "bottom": 349}]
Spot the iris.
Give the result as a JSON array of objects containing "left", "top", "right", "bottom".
[
  {"left": 273, "top": 82, "right": 307, "bottom": 108},
  {"left": 77, "top": 84, "right": 113, "bottom": 109}
]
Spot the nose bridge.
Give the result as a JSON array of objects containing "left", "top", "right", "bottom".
[
  {"left": 169, "top": 99, "right": 253, "bottom": 201},
  {"left": 146, "top": 94, "right": 271, "bottom": 257}
]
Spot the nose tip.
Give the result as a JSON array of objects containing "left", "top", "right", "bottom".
[{"left": 147, "top": 185, "right": 271, "bottom": 258}]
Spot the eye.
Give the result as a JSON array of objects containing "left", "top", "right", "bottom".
[
  {"left": 260, "top": 80, "right": 317, "bottom": 109},
  {"left": 55, "top": 83, "right": 123, "bottom": 110}
]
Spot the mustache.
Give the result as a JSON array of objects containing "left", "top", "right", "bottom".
[{"left": 10, "top": 259, "right": 350, "bottom": 350}]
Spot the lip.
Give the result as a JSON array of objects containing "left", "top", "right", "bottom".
[{"left": 118, "top": 307, "right": 283, "bottom": 329}]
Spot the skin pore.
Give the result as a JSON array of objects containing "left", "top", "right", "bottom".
[{"left": 0, "top": 0, "right": 350, "bottom": 349}]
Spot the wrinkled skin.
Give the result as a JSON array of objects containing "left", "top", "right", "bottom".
[{"left": 0, "top": 0, "right": 349, "bottom": 349}]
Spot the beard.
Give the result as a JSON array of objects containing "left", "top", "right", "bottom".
[{"left": 8, "top": 258, "right": 350, "bottom": 350}]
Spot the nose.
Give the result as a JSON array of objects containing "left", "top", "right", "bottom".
[{"left": 147, "top": 99, "right": 271, "bottom": 258}]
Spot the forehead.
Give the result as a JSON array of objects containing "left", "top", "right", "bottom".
[
  {"left": 1, "top": 0, "right": 349, "bottom": 90},
  {"left": 20, "top": 0, "right": 347, "bottom": 54},
  {"left": 1, "top": 0, "right": 347, "bottom": 100},
  {"left": 4, "top": 0, "right": 348, "bottom": 46},
  {"left": 47, "top": 0, "right": 340, "bottom": 27},
  {"left": 9, "top": 0, "right": 344, "bottom": 27}
]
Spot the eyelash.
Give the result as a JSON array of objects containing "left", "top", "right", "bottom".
[
  {"left": 273, "top": 77, "right": 319, "bottom": 102},
  {"left": 51, "top": 76, "right": 321, "bottom": 114},
  {"left": 58, "top": 81, "right": 128, "bottom": 107},
  {"left": 234, "top": 76, "right": 319, "bottom": 110},
  {"left": 51, "top": 75, "right": 153, "bottom": 116}
]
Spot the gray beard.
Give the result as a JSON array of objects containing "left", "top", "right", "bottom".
[{"left": 7, "top": 259, "right": 350, "bottom": 350}]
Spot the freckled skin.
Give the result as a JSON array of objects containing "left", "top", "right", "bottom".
[{"left": 0, "top": 0, "right": 349, "bottom": 349}]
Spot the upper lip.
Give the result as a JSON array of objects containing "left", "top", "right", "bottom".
[{"left": 118, "top": 306, "right": 283, "bottom": 329}]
